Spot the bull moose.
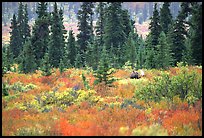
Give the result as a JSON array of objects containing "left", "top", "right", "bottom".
[
  {"left": 130, "top": 70, "right": 145, "bottom": 79},
  {"left": 130, "top": 71, "right": 140, "bottom": 79}
]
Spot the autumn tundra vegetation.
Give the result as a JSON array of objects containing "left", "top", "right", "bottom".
[
  {"left": 2, "top": 64, "right": 202, "bottom": 136},
  {"left": 2, "top": 2, "right": 202, "bottom": 136}
]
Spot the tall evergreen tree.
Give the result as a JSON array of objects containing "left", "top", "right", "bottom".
[
  {"left": 59, "top": 58, "right": 65, "bottom": 74},
  {"left": 121, "top": 9, "right": 133, "bottom": 39},
  {"left": 2, "top": 45, "right": 13, "bottom": 74},
  {"left": 168, "top": 3, "right": 189, "bottom": 66},
  {"left": 109, "top": 44, "right": 117, "bottom": 68},
  {"left": 155, "top": 32, "right": 173, "bottom": 69},
  {"left": 182, "top": 37, "right": 193, "bottom": 65},
  {"left": 9, "top": 14, "right": 22, "bottom": 59},
  {"left": 59, "top": 8, "right": 67, "bottom": 53},
  {"left": 95, "top": 2, "right": 106, "bottom": 47},
  {"left": 19, "top": 39, "right": 37, "bottom": 74},
  {"left": 36, "top": 2, "right": 49, "bottom": 18},
  {"left": 2, "top": 47, "right": 7, "bottom": 75},
  {"left": 31, "top": 2, "right": 50, "bottom": 67},
  {"left": 77, "top": 2, "right": 94, "bottom": 67},
  {"left": 144, "top": 35, "right": 155, "bottom": 69},
  {"left": 67, "top": 30, "right": 76, "bottom": 66},
  {"left": 137, "top": 35, "right": 146, "bottom": 69},
  {"left": 63, "top": 45, "right": 71, "bottom": 69},
  {"left": 124, "top": 28, "right": 138, "bottom": 69},
  {"left": 75, "top": 51, "right": 83, "bottom": 68},
  {"left": 148, "top": 3, "right": 161, "bottom": 49},
  {"left": 91, "top": 40, "right": 100, "bottom": 70},
  {"left": 189, "top": 3, "right": 202, "bottom": 65},
  {"left": 145, "top": 3, "right": 161, "bottom": 68},
  {"left": 48, "top": 2, "right": 65, "bottom": 68},
  {"left": 103, "top": 2, "right": 126, "bottom": 51},
  {"left": 17, "top": 2, "right": 24, "bottom": 45},
  {"left": 85, "top": 42, "right": 95, "bottom": 68},
  {"left": 160, "top": 2, "right": 173, "bottom": 34},
  {"left": 22, "top": 4, "right": 31, "bottom": 42}
]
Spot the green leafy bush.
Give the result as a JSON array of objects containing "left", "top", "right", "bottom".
[
  {"left": 2, "top": 83, "right": 9, "bottom": 96},
  {"left": 134, "top": 67, "right": 202, "bottom": 104},
  {"left": 10, "top": 82, "right": 37, "bottom": 93},
  {"left": 82, "top": 73, "right": 91, "bottom": 90},
  {"left": 10, "top": 82, "right": 25, "bottom": 92}
]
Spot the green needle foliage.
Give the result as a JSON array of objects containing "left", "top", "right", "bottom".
[{"left": 94, "top": 45, "right": 115, "bottom": 86}]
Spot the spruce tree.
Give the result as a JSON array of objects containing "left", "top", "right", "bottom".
[
  {"left": 144, "top": 35, "right": 155, "bottom": 69},
  {"left": 31, "top": 2, "right": 50, "bottom": 67},
  {"left": 103, "top": 2, "right": 126, "bottom": 51},
  {"left": 41, "top": 52, "right": 52, "bottom": 76},
  {"left": 168, "top": 3, "right": 189, "bottom": 66},
  {"left": 2, "top": 45, "right": 13, "bottom": 75},
  {"left": 95, "top": 2, "right": 106, "bottom": 47},
  {"left": 145, "top": 3, "right": 162, "bottom": 69},
  {"left": 182, "top": 37, "right": 193, "bottom": 65},
  {"left": 2, "top": 47, "right": 7, "bottom": 75},
  {"left": 48, "top": 2, "right": 64, "bottom": 68},
  {"left": 59, "top": 8, "right": 67, "bottom": 59},
  {"left": 137, "top": 35, "right": 146, "bottom": 69},
  {"left": 148, "top": 3, "right": 161, "bottom": 49},
  {"left": 160, "top": 2, "right": 173, "bottom": 34},
  {"left": 19, "top": 39, "right": 37, "bottom": 74},
  {"left": 124, "top": 29, "right": 137, "bottom": 69},
  {"left": 63, "top": 45, "right": 71, "bottom": 69},
  {"left": 109, "top": 44, "right": 117, "bottom": 68},
  {"left": 22, "top": 4, "right": 31, "bottom": 43},
  {"left": 59, "top": 58, "right": 65, "bottom": 74},
  {"left": 75, "top": 51, "right": 83, "bottom": 68},
  {"left": 17, "top": 2, "right": 24, "bottom": 45},
  {"left": 9, "top": 14, "right": 22, "bottom": 59},
  {"left": 77, "top": 2, "right": 94, "bottom": 67},
  {"left": 189, "top": 3, "right": 202, "bottom": 65},
  {"left": 91, "top": 40, "right": 100, "bottom": 70},
  {"left": 67, "top": 30, "right": 76, "bottom": 66},
  {"left": 121, "top": 9, "right": 133, "bottom": 39},
  {"left": 155, "top": 32, "right": 173, "bottom": 69},
  {"left": 94, "top": 45, "right": 115, "bottom": 86},
  {"left": 85, "top": 42, "right": 94, "bottom": 68}
]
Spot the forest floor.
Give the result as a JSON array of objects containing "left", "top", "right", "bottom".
[{"left": 2, "top": 65, "right": 202, "bottom": 136}]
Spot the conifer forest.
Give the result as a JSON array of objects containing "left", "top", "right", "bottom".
[{"left": 2, "top": 2, "right": 202, "bottom": 136}]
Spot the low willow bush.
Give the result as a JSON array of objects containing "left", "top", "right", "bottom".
[
  {"left": 134, "top": 67, "right": 202, "bottom": 105},
  {"left": 9, "top": 82, "right": 37, "bottom": 93},
  {"left": 2, "top": 83, "right": 9, "bottom": 96},
  {"left": 22, "top": 88, "right": 103, "bottom": 112}
]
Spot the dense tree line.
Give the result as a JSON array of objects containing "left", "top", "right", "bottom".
[
  {"left": 2, "top": 2, "right": 202, "bottom": 82},
  {"left": 2, "top": 2, "right": 182, "bottom": 26}
]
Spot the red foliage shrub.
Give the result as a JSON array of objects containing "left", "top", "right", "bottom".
[
  {"left": 162, "top": 109, "right": 200, "bottom": 135},
  {"left": 57, "top": 118, "right": 101, "bottom": 136}
]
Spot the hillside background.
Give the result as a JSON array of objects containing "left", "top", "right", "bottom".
[{"left": 2, "top": 2, "right": 181, "bottom": 44}]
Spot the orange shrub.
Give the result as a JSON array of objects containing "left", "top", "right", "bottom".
[
  {"left": 113, "top": 69, "right": 130, "bottom": 79},
  {"left": 113, "top": 83, "right": 135, "bottom": 98},
  {"left": 162, "top": 109, "right": 200, "bottom": 135}
]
